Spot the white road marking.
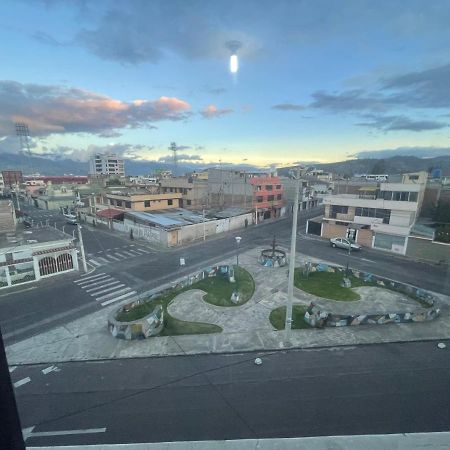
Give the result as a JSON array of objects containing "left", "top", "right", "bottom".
[
  {"left": 9, "top": 366, "right": 17, "bottom": 373},
  {"left": 42, "top": 365, "right": 60, "bottom": 374},
  {"left": 14, "top": 377, "right": 31, "bottom": 388},
  {"left": 77, "top": 272, "right": 106, "bottom": 282},
  {"left": 89, "top": 259, "right": 101, "bottom": 266},
  {"left": 114, "top": 252, "right": 128, "bottom": 258},
  {"left": 85, "top": 280, "right": 121, "bottom": 293},
  {"left": 77, "top": 275, "right": 110, "bottom": 286},
  {"left": 126, "top": 249, "right": 141, "bottom": 255},
  {"left": 104, "top": 253, "right": 120, "bottom": 261},
  {"left": 23, "top": 426, "right": 106, "bottom": 441},
  {"left": 121, "top": 251, "right": 136, "bottom": 257},
  {"left": 101, "top": 291, "right": 137, "bottom": 306},
  {"left": 96, "top": 287, "right": 132, "bottom": 301},
  {"left": 134, "top": 248, "right": 150, "bottom": 254},
  {"left": 97, "top": 250, "right": 103, "bottom": 253},
  {"left": 90, "top": 283, "right": 125, "bottom": 296},
  {"left": 96, "top": 256, "right": 110, "bottom": 264}
]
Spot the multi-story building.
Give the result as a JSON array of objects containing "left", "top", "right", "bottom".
[
  {"left": 0, "top": 173, "right": 4, "bottom": 196},
  {"left": 89, "top": 154, "right": 125, "bottom": 177},
  {"left": 250, "top": 175, "right": 285, "bottom": 220},
  {"left": 2, "top": 170, "right": 23, "bottom": 188},
  {"left": 159, "top": 177, "right": 208, "bottom": 209},
  {"left": 103, "top": 191, "right": 182, "bottom": 212},
  {"left": 280, "top": 177, "right": 321, "bottom": 213},
  {"left": 0, "top": 200, "right": 16, "bottom": 234},
  {"left": 310, "top": 172, "right": 427, "bottom": 254}
]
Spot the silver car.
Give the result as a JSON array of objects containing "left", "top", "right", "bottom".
[{"left": 330, "top": 237, "right": 361, "bottom": 251}]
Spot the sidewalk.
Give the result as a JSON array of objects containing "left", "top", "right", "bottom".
[{"left": 6, "top": 248, "right": 450, "bottom": 365}]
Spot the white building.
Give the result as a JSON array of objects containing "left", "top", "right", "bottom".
[
  {"left": 89, "top": 154, "right": 125, "bottom": 177},
  {"left": 0, "top": 173, "right": 4, "bottom": 196},
  {"left": 308, "top": 172, "right": 427, "bottom": 255}
]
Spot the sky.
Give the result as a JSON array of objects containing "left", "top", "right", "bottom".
[{"left": 1, "top": 0, "right": 450, "bottom": 168}]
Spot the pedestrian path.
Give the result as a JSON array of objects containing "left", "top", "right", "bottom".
[
  {"left": 87, "top": 245, "right": 152, "bottom": 267},
  {"left": 73, "top": 272, "right": 137, "bottom": 307}
]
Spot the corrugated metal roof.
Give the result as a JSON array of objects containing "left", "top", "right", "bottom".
[{"left": 125, "top": 211, "right": 185, "bottom": 227}]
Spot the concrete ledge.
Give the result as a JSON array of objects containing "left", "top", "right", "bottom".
[{"left": 28, "top": 431, "right": 450, "bottom": 449}]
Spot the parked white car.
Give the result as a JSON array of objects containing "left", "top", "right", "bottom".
[{"left": 329, "top": 237, "right": 361, "bottom": 251}]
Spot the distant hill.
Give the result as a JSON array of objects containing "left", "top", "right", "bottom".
[
  {"left": 278, "top": 155, "right": 450, "bottom": 177},
  {"left": 0, "top": 152, "right": 259, "bottom": 176}
]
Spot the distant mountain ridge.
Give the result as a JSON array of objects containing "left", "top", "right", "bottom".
[
  {"left": 278, "top": 155, "right": 450, "bottom": 177},
  {"left": 1, "top": 152, "right": 449, "bottom": 177}
]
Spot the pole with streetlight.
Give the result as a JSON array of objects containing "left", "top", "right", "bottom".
[
  {"left": 232, "top": 236, "right": 242, "bottom": 303},
  {"left": 202, "top": 207, "right": 206, "bottom": 241},
  {"left": 285, "top": 167, "right": 301, "bottom": 344},
  {"left": 77, "top": 223, "right": 88, "bottom": 273}
]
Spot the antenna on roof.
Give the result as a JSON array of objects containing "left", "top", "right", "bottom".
[{"left": 169, "top": 142, "right": 178, "bottom": 176}]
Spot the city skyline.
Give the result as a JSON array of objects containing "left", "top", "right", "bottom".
[{"left": 1, "top": 0, "right": 450, "bottom": 167}]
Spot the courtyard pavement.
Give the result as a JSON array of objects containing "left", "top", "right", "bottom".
[{"left": 6, "top": 248, "right": 450, "bottom": 365}]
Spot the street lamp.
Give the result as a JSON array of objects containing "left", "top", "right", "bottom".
[
  {"left": 285, "top": 167, "right": 301, "bottom": 344},
  {"left": 235, "top": 236, "right": 242, "bottom": 295}
]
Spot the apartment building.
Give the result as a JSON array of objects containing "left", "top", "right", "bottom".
[
  {"left": 0, "top": 173, "right": 4, "bottom": 196},
  {"left": 89, "top": 154, "right": 125, "bottom": 177},
  {"left": 159, "top": 177, "right": 208, "bottom": 209},
  {"left": 104, "top": 191, "right": 182, "bottom": 212},
  {"left": 309, "top": 172, "right": 427, "bottom": 254}
]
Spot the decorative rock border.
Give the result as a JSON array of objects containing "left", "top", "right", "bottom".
[
  {"left": 258, "top": 249, "right": 287, "bottom": 268},
  {"left": 108, "top": 265, "right": 234, "bottom": 340},
  {"left": 302, "top": 262, "right": 440, "bottom": 328}
]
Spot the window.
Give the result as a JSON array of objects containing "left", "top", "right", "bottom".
[
  {"left": 125, "top": 201, "right": 131, "bottom": 209},
  {"left": 276, "top": 185, "right": 281, "bottom": 189},
  {"left": 331, "top": 205, "right": 348, "bottom": 218},
  {"left": 277, "top": 194, "right": 282, "bottom": 200},
  {"left": 268, "top": 195, "right": 274, "bottom": 201},
  {"left": 144, "top": 200, "right": 151, "bottom": 207},
  {"left": 409, "top": 192, "right": 418, "bottom": 202},
  {"left": 116, "top": 200, "right": 122, "bottom": 207},
  {"left": 168, "top": 199, "right": 173, "bottom": 205},
  {"left": 356, "top": 207, "right": 390, "bottom": 224},
  {"left": 257, "top": 196, "right": 263, "bottom": 203},
  {"left": 266, "top": 185, "right": 273, "bottom": 190},
  {"left": 187, "top": 199, "right": 191, "bottom": 206}
]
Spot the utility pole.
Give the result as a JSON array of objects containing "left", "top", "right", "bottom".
[
  {"left": 202, "top": 207, "right": 206, "bottom": 241},
  {"left": 77, "top": 224, "right": 88, "bottom": 273},
  {"left": 285, "top": 167, "right": 300, "bottom": 343}
]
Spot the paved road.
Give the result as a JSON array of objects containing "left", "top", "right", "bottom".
[
  {"left": 12, "top": 341, "right": 450, "bottom": 447},
  {"left": 1, "top": 207, "right": 449, "bottom": 344}
]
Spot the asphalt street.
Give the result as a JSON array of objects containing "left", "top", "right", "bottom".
[
  {"left": 1, "top": 206, "right": 449, "bottom": 345},
  {"left": 12, "top": 341, "right": 450, "bottom": 447}
]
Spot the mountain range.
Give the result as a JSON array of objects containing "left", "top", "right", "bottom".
[{"left": 1, "top": 152, "right": 449, "bottom": 177}]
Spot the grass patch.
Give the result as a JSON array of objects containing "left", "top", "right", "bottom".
[
  {"left": 294, "top": 269, "right": 362, "bottom": 301},
  {"left": 196, "top": 266, "right": 255, "bottom": 307},
  {"left": 116, "top": 265, "right": 255, "bottom": 336},
  {"left": 269, "top": 305, "right": 312, "bottom": 330}
]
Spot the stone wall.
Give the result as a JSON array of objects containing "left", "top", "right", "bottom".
[{"left": 302, "top": 262, "right": 440, "bottom": 328}]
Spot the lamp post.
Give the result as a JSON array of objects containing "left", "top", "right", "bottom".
[
  {"left": 77, "top": 224, "right": 88, "bottom": 273},
  {"left": 285, "top": 167, "right": 301, "bottom": 344},
  {"left": 202, "top": 206, "right": 206, "bottom": 241},
  {"left": 235, "top": 236, "right": 242, "bottom": 294}
]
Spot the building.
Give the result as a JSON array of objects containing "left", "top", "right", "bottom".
[
  {"left": 0, "top": 200, "right": 16, "bottom": 234},
  {"left": 89, "top": 154, "right": 125, "bottom": 177},
  {"left": 250, "top": 174, "right": 285, "bottom": 221},
  {"left": 104, "top": 191, "right": 182, "bottom": 212},
  {"left": 1, "top": 170, "right": 23, "bottom": 188},
  {"left": 159, "top": 176, "right": 208, "bottom": 209},
  {"left": 35, "top": 185, "right": 77, "bottom": 210},
  {"left": 0, "top": 226, "right": 77, "bottom": 289},
  {"left": 24, "top": 175, "right": 88, "bottom": 185},
  {"left": 280, "top": 177, "right": 321, "bottom": 213},
  {"left": 0, "top": 173, "right": 4, "bottom": 196},
  {"left": 308, "top": 172, "right": 427, "bottom": 254}
]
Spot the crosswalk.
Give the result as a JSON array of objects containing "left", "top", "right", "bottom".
[
  {"left": 74, "top": 272, "right": 137, "bottom": 307},
  {"left": 87, "top": 246, "right": 152, "bottom": 268}
]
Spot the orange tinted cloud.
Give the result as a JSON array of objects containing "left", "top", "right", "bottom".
[
  {"left": 0, "top": 81, "right": 191, "bottom": 136},
  {"left": 200, "top": 104, "right": 233, "bottom": 119}
]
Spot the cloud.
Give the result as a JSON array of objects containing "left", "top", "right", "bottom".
[
  {"left": 158, "top": 153, "right": 203, "bottom": 163},
  {"left": 356, "top": 114, "right": 448, "bottom": 132},
  {"left": 32, "top": 30, "right": 64, "bottom": 47},
  {"left": 168, "top": 144, "right": 191, "bottom": 151},
  {"left": 206, "top": 87, "right": 227, "bottom": 95},
  {"left": 0, "top": 81, "right": 190, "bottom": 136},
  {"left": 200, "top": 104, "right": 233, "bottom": 119},
  {"left": 272, "top": 103, "right": 305, "bottom": 111},
  {"left": 310, "top": 90, "right": 386, "bottom": 113},
  {"left": 352, "top": 146, "right": 450, "bottom": 159}
]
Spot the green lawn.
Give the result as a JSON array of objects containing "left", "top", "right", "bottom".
[
  {"left": 196, "top": 266, "right": 255, "bottom": 307},
  {"left": 269, "top": 305, "right": 312, "bottom": 330},
  {"left": 115, "top": 266, "right": 255, "bottom": 336}
]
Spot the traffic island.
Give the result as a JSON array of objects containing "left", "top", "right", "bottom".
[{"left": 107, "top": 264, "right": 255, "bottom": 340}]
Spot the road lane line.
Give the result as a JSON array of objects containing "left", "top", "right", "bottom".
[
  {"left": 96, "top": 287, "right": 132, "bottom": 301},
  {"left": 104, "top": 253, "right": 120, "bottom": 261},
  {"left": 77, "top": 275, "right": 110, "bottom": 286},
  {"left": 96, "top": 256, "right": 110, "bottom": 264},
  {"left": 134, "top": 248, "right": 150, "bottom": 254},
  {"left": 121, "top": 251, "right": 136, "bottom": 257},
  {"left": 9, "top": 366, "right": 17, "bottom": 373},
  {"left": 74, "top": 273, "right": 107, "bottom": 284},
  {"left": 114, "top": 252, "right": 128, "bottom": 258},
  {"left": 14, "top": 377, "right": 31, "bottom": 388},
  {"left": 90, "top": 284, "right": 125, "bottom": 296},
  {"left": 25, "top": 427, "right": 106, "bottom": 440},
  {"left": 41, "top": 365, "right": 59, "bottom": 374},
  {"left": 89, "top": 259, "right": 101, "bottom": 266},
  {"left": 101, "top": 291, "right": 137, "bottom": 306},
  {"left": 85, "top": 280, "right": 121, "bottom": 293}
]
